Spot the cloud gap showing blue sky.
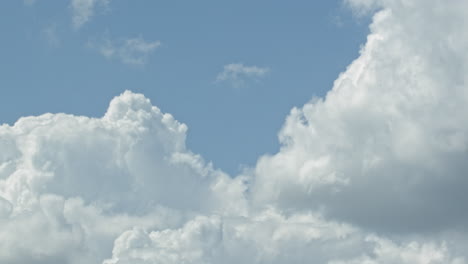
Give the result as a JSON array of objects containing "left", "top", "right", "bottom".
[{"left": 0, "top": 0, "right": 368, "bottom": 174}]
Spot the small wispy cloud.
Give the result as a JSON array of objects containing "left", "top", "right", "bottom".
[
  {"left": 216, "top": 63, "right": 269, "bottom": 87},
  {"left": 89, "top": 35, "right": 161, "bottom": 65},
  {"left": 42, "top": 24, "right": 61, "bottom": 48},
  {"left": 344, "top": 0, "right": 381, "bottom": 17},
  {"left": 71, "top": 0, "right": 110, "bottom": 29}
]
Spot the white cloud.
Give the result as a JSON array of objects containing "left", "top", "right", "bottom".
[
  {"left": 0, "top": 91, "right": 248, "bottom": 263},
  {"left": 0, "top": 91, "right": 466, "bottom": 264},
  {"left": 216, "top": 63, "right": 269, "bottom": 87},
  {"left": 252, "top": 0, "right": 468, "bottom": 234},
  {"left": 3, "top": 0, "right": 468, "bottom": 263},
  {"left": 103, "top": 210, "right": 466, "bottom": 264},
  {"left": 102, "top": 211, "right": 360, "bottom": 264},
  {"left": 89, "top": 35, "right": 161, "bottom": 65},
  {"left": 71, "top": 0, "right": 110, "bottom": 29}
]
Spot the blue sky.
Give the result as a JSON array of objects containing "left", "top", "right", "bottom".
[{"left": 1, "top": 0, "right": 369, "bottom": 174}]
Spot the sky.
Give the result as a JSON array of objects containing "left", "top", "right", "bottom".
[
  {"left": 3, "top": 0, "right": 468, "bottom": 264},
  {"left": 0, "top": 0, "right": 369, "bottom": 174}
]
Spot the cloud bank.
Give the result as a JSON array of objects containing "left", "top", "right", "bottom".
[{"left": 2, "top": 0, "right": 468, "bottom": 263}]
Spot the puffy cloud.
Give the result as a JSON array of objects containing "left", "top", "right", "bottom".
[
  {"left": 89, "top": 35, "right": 161, "bottom": 65},
  {"left": 71, "top": 0, "right": 110, "bottom": 29},
  {"left": 103, "top": 209, "right": 467, "bottom": 264},
  {"left": 252, "top": 0, "right": 468, "bottom": 234},
  {"left": 216, "top": 63, "right": 270, "bottom": 88},
  {"left": 0, "top": 91, "right": 247, "bottom": 263},
  {"left": 0, "top": 84, "right": 466, "bottom": 263},
  {"left": 103, "top": 210, "right": 361, "bottom": 264}
]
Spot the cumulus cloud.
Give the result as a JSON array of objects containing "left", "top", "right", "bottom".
[
  {"left": 89, "top": 35, "right": 161, "bottom": 65},
  {"left": 216, "top": 63, "right": 269, "bottom": 87},
  {"left": 0, "top": 88, "right": 465, "bottom": 263},
  {"left": 0, "top": 91, "right": 249, "bottom": 263},
  {"left": 103, "top": 209, "right": 466, "bottom": 264},
  {"left": 71, "top": 0, "right": 110, "bottom": 29},
  {"left": 3, "top": 0, "right": 468, "bottom": 263},
  {"left": 252, "top": 0, "right": 468, "bottom": 234}
]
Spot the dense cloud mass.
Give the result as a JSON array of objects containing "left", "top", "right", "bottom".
[
  {"left": 0, "top": 92, "right": 247, "bottom": 263},
  {"left": 2, "top": 0, "right": 468, "bottom": 263},
  {"left": 253, "top": 0, "right": 468, "bottom": 234}
]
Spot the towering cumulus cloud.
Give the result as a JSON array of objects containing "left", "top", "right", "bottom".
[
  {"left": 253, "top": 0, "right": 468, "bottom": 233},
  {"left": 2, "top": 0, "right": 468, "bottom": 263}
]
